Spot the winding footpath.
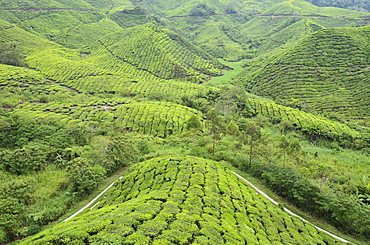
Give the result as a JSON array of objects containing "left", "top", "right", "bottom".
[
  {"left": 62, "top": 170, "right": 354, "bottom": 244},
  {"left": 62, "top": 176, "right": 122, "bottom": 223},
  {"left": 232, "top": 171, "right": 354, "bottom": 244}
]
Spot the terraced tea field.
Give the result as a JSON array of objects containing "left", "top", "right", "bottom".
[
  {"left": 246, "top": 98, "right": 362, "bottom": 140},
  {"left": 9, "top": 99, "right": 203, "bottom": 137},
  {"left": 21, "top": 155, "right": 347, "bottom": 244},
  {"left": 65, "top": 75, "right": 217, "bottom": 98},
  {"left": 237, "top": 26, "right": 370, "bottom": 122},
  {"left": 88, "top": 23, "right": 224, "bottom": 80}
]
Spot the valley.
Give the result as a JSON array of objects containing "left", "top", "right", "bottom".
[{"left": 0, "top": 0, "right": 369, "bottom": 244}]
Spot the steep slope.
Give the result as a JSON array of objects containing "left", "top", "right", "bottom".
[
  {"left": 10, "top": 99, "right": 203, "bottom": 137},
  {"left": 1, "top": 0, "right": 369, "bottom": 61},
  {"left": 20, "top": 155, "right": 346, "bottom": 244},
  {"left": 16, "top": 11, "right": 105, "bottom": 41},
  {"left": 0, "top": 0, "right": 95, "bottom": 10},
  {"left": 0, "top": 21, "right": 224, "bottom": 100},
  {"left": 86, "top": 23, "right": 224, "bottom": 80},
  {"left": 236, "top": 25, "right": 370, "bottom": 123},
  {"left": 52, "top": 18, "right": 123, "bottom": 50},
  {"left": 155, "top": 0, "right": 370, "bottom": 60},
  {"left": 239, "top": 0, "right": 370, "bottom": 57}
]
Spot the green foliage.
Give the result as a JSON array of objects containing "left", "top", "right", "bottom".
[
  {"left": 237, "top": 25, "right": 370, "bottom": 125},
  {"left": 244, "top": 97, "right": 362, "bottom": 142},
  {"left": 243, "top": 121, "right": 262, "bottom": 167},
  {"left": 0, "top": 177, "right": 36, "bottom": 241},
  {"left": 66, "top": 157, "right": 106, "bottom": 195},
  {"left": 0, "top": 1, "right": 369, "bottom": 243},
  {"left": 186, "top": 114, "right": 202, "bottom": 131},
  {"left": 0, "top": 0, "right": 94, "bottom": 10},
  {"left": 21, "top": 155, "right": 346, "bottom": 244},
  {"left": 18, "top": 11, "right": 103, "bottom": 39},
  {"left": 189, "top": 4, "right": 216, "bottom": 16},
  {"left": 0, "top": 42, "right": 24, "bottom": 67},
  {"left": 8, "top": 99, "right": 203, "bottom": 137},
  {"left": 53, "top": 18, "right": 123, "bottom": 50},
  {"left": 249, "top": 161, "right": 370, "bottom": 238},
  {"left": 86, "top": 23, "right": 224, "bottom": 81},
  {"left": 102, "top": 135, "right": 140, "bottom": 173},
  {"left": 0, "top": 144, "right": 48, "bottom": 174},
  {"left": 226, "top": 120, "right": 240, "bottom": 135}
]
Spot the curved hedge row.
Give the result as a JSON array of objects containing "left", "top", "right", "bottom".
[
  {"left": 19, "top": 22, "right": 225, "bottom": 98},
  {"left": 0, "top": 64, "right": 75, "bottom": 96},
  {"left": 246, "top": 97, "right": 361, "bottom": 139},
  {"left": 64, "top": 75, "right": 217, "bottom": 99},
  {"left": 87, "top": 23, "right": 224, "bottom": 81},
  {"left": 237, "top": 26, "right": 370, "bottom": 122},
  {"left": 9, "top": 100, "right": 202, "bottom": 137},
  {"left": 21, "top": 155, "right": 346, "bottom": 244}
]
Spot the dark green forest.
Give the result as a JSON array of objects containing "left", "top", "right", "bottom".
[{"left": 0, "top": 0, "right": 369, "bottom": 244}]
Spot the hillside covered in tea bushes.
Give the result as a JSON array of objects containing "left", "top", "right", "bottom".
[
  {"left": 20, "top": 156, "right": 348, "bottom": 245},
  {"left": 236, "top": 25, "right": 370, "bottom": 125},
  {"left": 0, "top": 0, "right": 370, "bottom": 244}
]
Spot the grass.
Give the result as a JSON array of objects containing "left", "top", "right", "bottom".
[
  {"left": 205, "top": 59, "right": 245, "bottom": 87},
  {"left": 302, "top": 141, "right": 370, "bottom": 181}
]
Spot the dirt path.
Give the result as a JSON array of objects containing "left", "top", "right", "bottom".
[
  {"left": 61, "top": 168, "right": 354, "bottom": 244},
  {"left": 62, "top": 176, "right": 122, "bottom": 223},
  {"left": 232, "top": 171, "right": 354, "bottom": 244}
]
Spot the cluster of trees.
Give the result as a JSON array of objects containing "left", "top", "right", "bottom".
[
  {"left": 0, "top": 113, "right": 149, "bottom": 242},
  {"left": 0, "top": 42, "right": 24, "bottom": 67},
  {"left": 181, "top": 87, "right": 370, "bottom": 239},
  {"left": 1, "top": 77, "right": 370, "bottom": 243}
]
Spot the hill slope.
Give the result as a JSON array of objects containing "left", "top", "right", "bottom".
[
  {"left": 236, "top": 25, "right": 370, "bottom": 123},
  {"left": 20, "top": 155, "right": 347, "bottom": 244},
  {"left": 0, "top": 20, "right": 224, "bottom": 101}
]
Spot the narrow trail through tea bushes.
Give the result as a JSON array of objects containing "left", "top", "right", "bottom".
[
  {"left": 62, "top": 169, "right": 353, "bottom": 244},
  {"left": 62, "top": 176, "right": 123, "bottom": 223},
  {"left": 232, "top": 171, "right": 354, "bottom": 244}
]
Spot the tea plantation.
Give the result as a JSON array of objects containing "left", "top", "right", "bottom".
[
  {"left": 236, "top": 25, "right": 370, "bottom": 124},
  {"left": 0, "top": 0, "right": 370, "bottom": 244},
  {"left": 20, "top": 156, "right": 347, "bottom": 245}
]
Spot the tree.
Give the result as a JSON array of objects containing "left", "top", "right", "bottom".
[
  {"left": 83, "top": 134, "right": 140, "bottom": 174},
  {"left": 278, "top": 136, "right": 302, "bottom": 168},
  {"left": 278, "top": 135, "right": 290, "bottom": 168},
  {"left": 0, "top": 42, "right": 24, "bottom": 67},
  {"left": 0, "top": 144, "right": 48, "bottom": 175},
  {"left": 66, "top": 157, "right": 106, "bottom": 195},
  {"left": 213, "top": 86, "right": 253, "bottom": 118},
  {"left": 238, "top": 121, "right": 262, "bottom": 169},
  {"left": 0, "top": 178, "right": 35, "bottom": 241},
  {"left": 206, "top": 108, "right": 225, "bottom": 156},
  {"left": 226, "top": 120, "right": 240, "bottom": 136},
  {"left": 186, "top": 115, "right": 202, "bottom": 131}
]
